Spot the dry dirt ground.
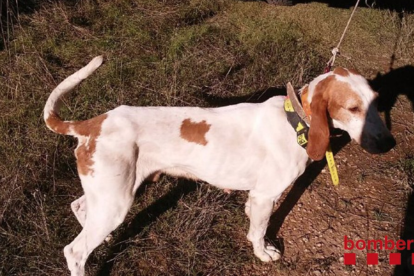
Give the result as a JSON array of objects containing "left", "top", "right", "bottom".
[{"left": 0, "top": 0, "right": 413, "bottom": 275}]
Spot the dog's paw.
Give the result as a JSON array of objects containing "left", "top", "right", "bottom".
[
  {"left": 64, "top": 245, "right": 85, "bottom": 276},
  {"left": 254, "top": 245, "right": 281, "bottom": 262},
  {"left": 264, "top": 245, "right": 281, "bottom": 261}
]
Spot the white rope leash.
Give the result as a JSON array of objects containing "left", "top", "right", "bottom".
[
  {"left": 326, "top": 0, "right": 361, "bottom": 70},
  {"left": 323, "top": 0, "right": 361, "bottom": 186}
]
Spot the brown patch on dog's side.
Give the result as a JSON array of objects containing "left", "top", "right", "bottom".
[
  {"left": 333, "top": 67, "right": 349, "bottom": 77},
  {"left": 73, "top": 114, "right": 108, "bottom": 176},
  {"left": 180, "top": 118, "right": 211, "bottom": 146}
]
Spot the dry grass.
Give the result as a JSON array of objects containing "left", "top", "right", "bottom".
[{"left": 0, "top": 0, "right": 413, "bottom": 275}]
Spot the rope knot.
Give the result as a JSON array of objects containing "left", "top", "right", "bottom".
[
  {"left": 325, "top": 0, "right": 360, "bottom": 71},
  {"left": 331, "top": 47, "right": 340, "bottom": 56}
]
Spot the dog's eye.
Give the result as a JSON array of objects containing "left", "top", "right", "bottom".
[{"left": 348, "top": 106, "right": 360, "bottom": 113}]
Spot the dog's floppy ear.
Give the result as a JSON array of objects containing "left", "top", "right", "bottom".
[{"left": 307, "top": 77, "right": 333, "bottom": 161}]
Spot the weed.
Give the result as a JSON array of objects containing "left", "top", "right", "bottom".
[
  {"left": 401, "top": 154, "right": 414, "bottom": 187},
  {"left": 372, "top": 207, "right": 389, "bottom": 222}
]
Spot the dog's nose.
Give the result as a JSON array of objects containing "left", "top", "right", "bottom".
[{"left": 376, "top": 135, "right": 396, "bottom": 153}]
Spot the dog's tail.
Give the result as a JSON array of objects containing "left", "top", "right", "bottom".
[{"left": 43, "top": 56, "right": 104, "bottom": 135}]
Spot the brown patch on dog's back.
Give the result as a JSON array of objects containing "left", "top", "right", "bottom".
[
  {"left": 333, "top": 67, "right": 349, "bottom": 77},
  {"left": 73, "top": 114, "right": 108, "bottom": 176},
  {"left": 46, "top": 111, "right": 71, "bottom": 134},
  {"left": 73, "top": 114, "right": 107, "bottom": 137},
  {"left": 180, "top": 118, "right": 211, "bottom": 146},
  {"left": 348, "top": 68, "right": 360, "bottom": 75}
]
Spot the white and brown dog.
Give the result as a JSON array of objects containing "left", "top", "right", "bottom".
[{"left": 44, "top": 56, "right": 395, "bottom": 276}]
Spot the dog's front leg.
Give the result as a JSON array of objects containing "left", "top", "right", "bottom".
[{"left": 246, "top": 193, "right": 281, "bottom": 262}]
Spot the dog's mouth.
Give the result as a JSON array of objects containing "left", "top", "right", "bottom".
[
  {"left": 360, "top": 133, "right": 396, "bottom": 154},
  {"left": 357, "top": 106, "right": 396, "bottom": 154}
]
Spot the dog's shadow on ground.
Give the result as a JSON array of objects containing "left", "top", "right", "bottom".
[
  {"left": 259, "top": 0, "right": 414, "bottom": 12},
  {"left": 98, "top": 65, "right": 414, "bottom": 275},
  {"left": 371, "top": 65, "right": 414, "bottom": 276},
  {"left": 293, "top": 0, "right": 414, "bottom": 12},
  {"left": 265, "top": 134, "right": 350, "bottom": 252},
  {"left": 370, "top": 65, "right": 414, "bottom": 129},
  {"left": 245, "top": 0, "right": 414, "bottom": 13}
]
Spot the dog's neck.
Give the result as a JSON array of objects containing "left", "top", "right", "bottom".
[{"left": 300, "top": 85, "right": 311, "bottom": 117}]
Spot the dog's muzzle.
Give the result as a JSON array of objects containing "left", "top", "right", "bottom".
[{"left": 361, "top": 132, "right": 396, "bottom": 154}]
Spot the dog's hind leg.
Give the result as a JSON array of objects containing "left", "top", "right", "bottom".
[
  {"left": 64, "top": 144, "right": 140, "bottom": 276},
  {"left": 64, "top": 168, "right": 137, "bottom": 276},
  {"left": 71, "top": 195, "right": 86, "bottom": 227},
  {"left": 70, "top": 195, "right": 114, "bottom": 242},
  {"left": 244, "top": 194, "right": 251, "bottom": 219},
  {"left": 64, "top": 192, "right": 134, "bottom": 276}
]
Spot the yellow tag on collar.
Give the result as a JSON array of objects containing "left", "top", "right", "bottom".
[
  {"left": 284, "top": 98, "right": 294, "bottom": 112},
  {"left": 325, "top": 144, "right": 339, "bottom": 185}
]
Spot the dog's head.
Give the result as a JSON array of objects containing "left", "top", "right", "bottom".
[{"left": 305, "top": 67, "right": 396, "bottom": 161}]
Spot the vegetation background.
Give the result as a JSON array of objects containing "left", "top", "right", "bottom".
[{"left": 0, "top": 0, "right": 413, "bottom": 275}]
